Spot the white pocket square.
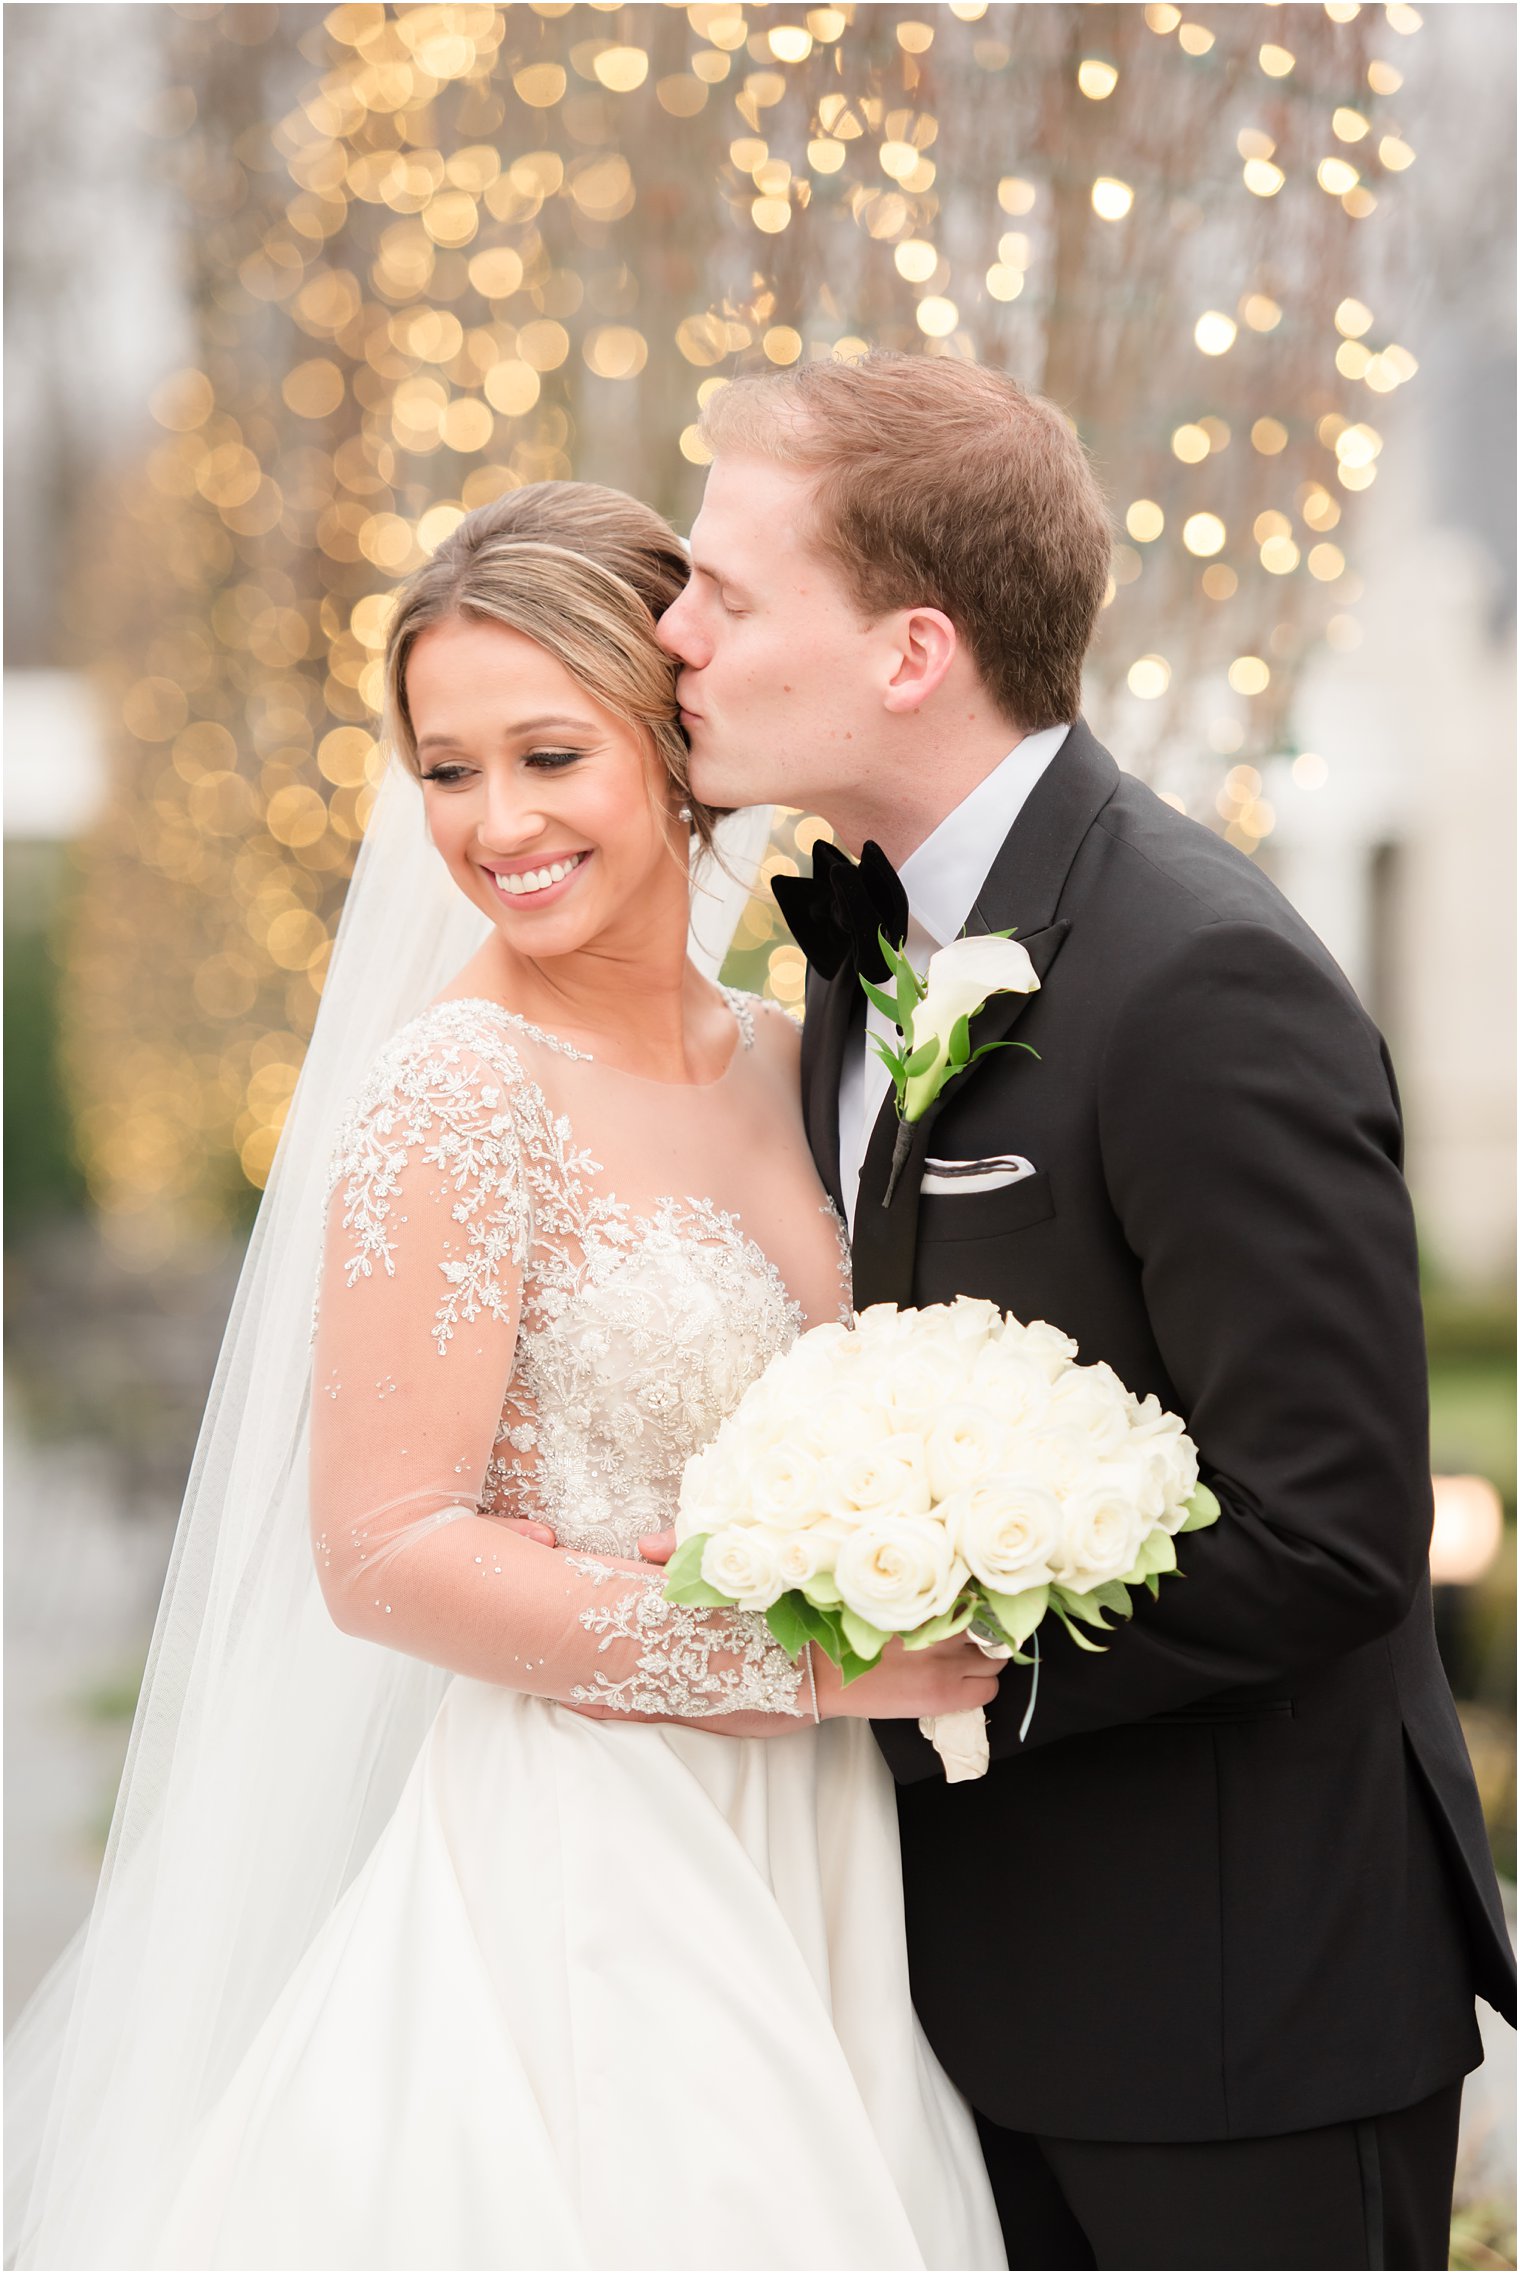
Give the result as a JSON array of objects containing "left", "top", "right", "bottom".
[{"left": 921, "top": 1154, "right": 1037, "bottom": 1196}]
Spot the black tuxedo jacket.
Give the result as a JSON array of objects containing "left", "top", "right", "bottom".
[{"left": 800, "top": 722, "right": 1515, "bottom": 2143}]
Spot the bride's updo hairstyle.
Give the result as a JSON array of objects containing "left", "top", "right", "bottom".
[{"left": 382, "top": 480, "right": 721, "bottom": 858}]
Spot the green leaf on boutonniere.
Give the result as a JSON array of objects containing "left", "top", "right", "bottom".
[
  {"left": 877, "top": 932, "right": 924, "bottom": 1032},
  {"left": 861, "top": 976, "right": 902, "bottom": 1026},
  {"left": 903, "top": 1038, "right": 939, "bottom": 1079},
  {"left": 869, "top": 1035, "right": 908, "bottom": 1084},
  {"left": 966, "top": 1038, "right": 1041, "bottom": 1069},
  {"left": 948, "top": 1013, "right": 972, "bottom": 1071}
]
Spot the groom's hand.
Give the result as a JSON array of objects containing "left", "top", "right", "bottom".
[{"left": 812, "top": 1637, "right": 1002, "bottom": 1722}]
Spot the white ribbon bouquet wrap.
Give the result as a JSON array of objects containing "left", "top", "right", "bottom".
[{"left": 666, "top": 1295, "right": 1220, "bottom": 1778}]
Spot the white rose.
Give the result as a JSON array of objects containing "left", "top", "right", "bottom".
[
  {"left": 1052, "top": 1484, "right": 1148, "bottom": 1594},
  {"left": 835, "top": 1516, "right": 969, "bottom": 1633},
  {"left": 943, "top": 1477, "right": 1063, "bottom": 1593},
  {"left": 775, "top": 1529, "right": 833, "bottom": 1590},
  {"left": 676, "top": 1444, "right": 749, "bottom": 1540},
  {"left": 1023, "top": 1425, "right": 1097, "bottom": 1500},
  {"left": 938, "top": 1295, "right": 1005, "bottom": 1347},
  {"left": 700, "top": 1525, "right": 785, "bottom": 1611},
  {"left": 1125, "top": 1397, "right": 1201, "bottom": 1529},
  {"left": 747, "top": 1442, "right": 827, "bottom": 1532},
  {"left": 771, "top": 1323, "right": 855, "bottom": 1399},
  {"left": 926, "top": 1404, "right": 1013, "bottom": 1500},
  {"left": 788, "top": 1394, "right": 891, "bottom": 1462},
  {"left": 967, "top": 1345, "right": 1056, "bottom": 1434},
  {"left": 1005, "top": 1316, "right": 1081, "bottom": 1382},
  {"left": 877, "top": 1343, "right": 969, "bottom": 1436},
  {"left": 1047, "top": 1363, "right": 1132, "bottom": 1454},
  {"left": 853, "top": 1302, "right": 916, "bottom": 1348},
  {"left": 823, "top": 1432, "right": 932, "bottom": 1518}
]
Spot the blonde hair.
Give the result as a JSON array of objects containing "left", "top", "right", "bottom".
[
  {"left": 383, "top": 482, "right": 719, "bottom": 857},
  {"left": 700, "top": 355, "right": 1112, "bottom": 729}
]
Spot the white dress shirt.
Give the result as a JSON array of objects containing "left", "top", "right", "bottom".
[{"left": 836, "top": 723, "right": 1070, "bottom": 1231}]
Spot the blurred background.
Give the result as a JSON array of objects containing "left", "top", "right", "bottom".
[{"left": 4, "top": 3, "right": 1514, "bottom": 2256}]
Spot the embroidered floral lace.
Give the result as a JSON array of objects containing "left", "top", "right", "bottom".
[{"left": 311, "top": 993, "right": 851, "bottom": 1723}]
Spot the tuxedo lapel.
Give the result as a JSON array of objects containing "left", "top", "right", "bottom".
[
  {"left": 849, "top": 722, "right": 1121, "bottom": 1311},
  {"left": 850, "top": 921, "right": 1069, "bottom": 1309}
]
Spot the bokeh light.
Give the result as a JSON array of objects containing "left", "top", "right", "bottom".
[{"left": 63, "top": 0, "right": 1421, "bottom": 1247}]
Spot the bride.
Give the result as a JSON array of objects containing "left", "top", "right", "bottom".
[{"left": 6, "top": 483, "right": 1006, "bottom": 2270}]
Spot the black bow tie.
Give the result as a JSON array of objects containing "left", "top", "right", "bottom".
[{"left": 771, "top": 838, "right": 910, "bottom": 985}]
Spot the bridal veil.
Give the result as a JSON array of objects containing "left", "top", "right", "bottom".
[{"left": 4, "top": 765, "right": 772, "bottom": 2267}]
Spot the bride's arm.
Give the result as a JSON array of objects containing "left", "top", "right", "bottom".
[{"left": 309, "top": 1033, "right": 812, "bottom": 1727}]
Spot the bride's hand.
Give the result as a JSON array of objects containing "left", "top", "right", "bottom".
[
  {"left": 636, "top": 1527, "right": 678, "bottom": 1564},
  {"left": 812, "top": 1636, "right": 1003, "bottom": 1723},
  {"left": 489, "top": 1516, "right": 558, "bottom": 1549}
]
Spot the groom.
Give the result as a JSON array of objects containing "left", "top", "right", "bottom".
[{"left": 657, "top": 354, "right": 1515, "bottom": 2270}]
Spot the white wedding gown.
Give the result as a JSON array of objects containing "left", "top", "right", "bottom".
[{"left": 142, "top": 989, "right": 1005, "bottom": 2272}]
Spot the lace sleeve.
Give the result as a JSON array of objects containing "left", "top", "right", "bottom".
[{"left": 309, "top": 1018, "right": 808, "bottom": 1723}]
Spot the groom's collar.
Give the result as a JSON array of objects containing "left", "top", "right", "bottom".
[
  {"left": 964, "top": 717, "right": 1121, "bottom": 941},
  {"left": 898, "top": 722, "right": 1070, "bottom": 949}
]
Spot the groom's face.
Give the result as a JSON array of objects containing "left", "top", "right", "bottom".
[{"left": 657, "top": 454, "right": 886, "bottom": 819}]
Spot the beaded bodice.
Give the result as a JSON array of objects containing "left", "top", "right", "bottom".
[{"left": 326, "top": 993, "right": 851, "bottom": 1560}]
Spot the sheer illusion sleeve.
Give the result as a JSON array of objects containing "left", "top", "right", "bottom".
[{"left": 309, "top": 1026, "right": 808, "bottom": 1723}]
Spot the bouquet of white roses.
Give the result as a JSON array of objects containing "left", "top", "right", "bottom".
[{"left": 664, "top": 1297, "right": 1219, "bottom": 1779}]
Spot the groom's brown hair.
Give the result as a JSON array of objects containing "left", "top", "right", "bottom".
[{"left": 699, "top": 354, "right": 1112, "bottom": 730}]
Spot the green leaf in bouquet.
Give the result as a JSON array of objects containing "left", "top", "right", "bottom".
[
  {"left": 805, "top": 1608, "right": 847, "bottom": 1669},
  {"left": 764, "top": 1593, "right": 814, "bottom": 1659},
  {"left": 900, "top": 1596, "right": 977, "bottom": 1651},
  {"left": 969, "top": 1613, "right": 1032, "bottom": 1664},
  {"left": 663, "top": 1534, "right": 733, "bottom": 1607},
  {"left": 980, "top": 1584, "right": 1049, "bottom": 1651},
  {"left": 1135, "top": 1530, "right": 1179, "bottom": 1579},
  {"left": 1086, "top": 1579, "right": 1136, "bottom": 1621},
  {"left": 1179, "top": 1483, "right": 1221, "bottom": 1533},
  {"left": 1048, "top": 1596, "right": 1109, "bottom": 1653},
  {"left": 836, "top": 1646, "right": 880, "bottom": 1687},
  {"left": 1144, "top": 1572, "right": 1161, "bottom": 1599},
  {"left": 801, "top": 1569, "right": 843, "bottom": 1608},
  {"left": 1051, "top": 1585, "right": 1115, "bottom": 1630},
  {"left": 839, "top": 1607, "right": 889, "bottom": 1663}
]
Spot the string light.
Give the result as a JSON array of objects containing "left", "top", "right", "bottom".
[{"left": 64, "top": 1, "right": 1421, "bottom": 1244}]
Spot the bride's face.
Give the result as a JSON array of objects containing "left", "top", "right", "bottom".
[{"left": 405, "top": 615, "right": 687, "bottom": 961}]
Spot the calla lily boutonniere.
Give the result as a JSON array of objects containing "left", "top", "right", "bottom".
[{"left": 865, "top": 931, "right": 1042, "bottom": 1205}]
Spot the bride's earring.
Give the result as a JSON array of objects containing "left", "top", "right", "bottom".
[{"left": 677, "top": 804, "right": 693, "bottom": 825}]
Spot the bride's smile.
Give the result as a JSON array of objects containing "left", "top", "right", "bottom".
[{"left": 406, "top": 613, "right": 692, "bottom": 974}]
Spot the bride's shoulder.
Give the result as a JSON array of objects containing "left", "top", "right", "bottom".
[
  {"left": 333, "top": 998, "right": 544, "bottom": 1152},
  {"left": 366, "top": 995, "right": 527, "bottom": 1086},
  {"left": 720, "top": 984, "right": 801, "bottom": 1065}
]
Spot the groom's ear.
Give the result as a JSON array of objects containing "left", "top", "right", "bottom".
[{"left": 881, "top": 606, "right": 958, "bottom": 715}]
